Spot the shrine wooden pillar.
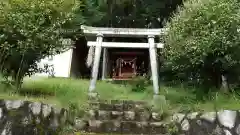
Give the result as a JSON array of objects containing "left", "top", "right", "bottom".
[
  {"left": 89, "top": 33, "right": 103, "bottom": 92},
  {"left": 101, "top": 48, "right": 108, "bottom": 80}
]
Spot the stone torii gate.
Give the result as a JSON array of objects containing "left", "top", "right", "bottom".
[{"left": 81, "top": 25, "right": 166, "bottom": 97}]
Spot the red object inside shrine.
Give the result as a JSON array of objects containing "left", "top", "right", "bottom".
[{"left": 111, "top": 51, "right": 145, "bottom": 80}]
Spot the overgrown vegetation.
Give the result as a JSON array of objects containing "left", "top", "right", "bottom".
[
  {"left": 164, "top": 0, "right": 240, "bottom": 92},
  {"left": 130, "top": 76, "right": 150, "bottom": 92}
]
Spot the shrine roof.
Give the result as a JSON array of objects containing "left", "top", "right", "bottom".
[{"left": 81, "top": 25, "right": 167, "bottom": 37}]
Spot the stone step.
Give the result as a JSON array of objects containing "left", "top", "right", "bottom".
[
  {"left": 89, "top": 100, "right": 149, "bottom": 111},
  {"left": 76, "top": 120, "right": 167, "bottom": 134},
  {"left": 86, "top": 109, "right": 162, "bottom": 122}
]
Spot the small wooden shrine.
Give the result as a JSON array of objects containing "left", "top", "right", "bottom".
[
  {"left": 81, "top": 25, "right": 166, "bottom": 95},
  {"left": 112, "top": 51, "right": 143, "bottom": 80}
]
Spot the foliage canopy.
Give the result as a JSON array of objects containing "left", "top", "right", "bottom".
[
  {"left": 164, "top": 0, "right": 240, "bottom": 90},
  {"left": 82, "top": 0, "right": 182, "bottom": 28}
]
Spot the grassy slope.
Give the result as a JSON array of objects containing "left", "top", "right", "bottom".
[
  {"left": 20, "top": 78, "right": 153, "bottom": 108},
  {"left": 0, "top": 77, "right": 240, "bottom": 112}
]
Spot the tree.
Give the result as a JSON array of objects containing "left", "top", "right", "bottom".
[
  {"left": 0, "top": 0, "right": 81, "bottom": 89},
  {"left": 164, "top": 0, "right": 240, "bottom": 91},
  {"left": 82, "top": 0, "right": 182, "bottom": 28}
]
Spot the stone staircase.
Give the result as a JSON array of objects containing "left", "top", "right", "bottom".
[
  {"left": 74, "top": 99, "right": 240, "bottom": 135},
  {"left": 76, "top": 100, "right": 167, "bottom": 134}
]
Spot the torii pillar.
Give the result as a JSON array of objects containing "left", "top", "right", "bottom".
[
  {"left": 89, "top": 33, "right": 103, "bottom": 96},
  {"left": 148, "top": 35, "right": 159, "bottom": 95}
]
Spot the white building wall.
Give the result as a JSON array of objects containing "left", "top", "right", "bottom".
[{"left": 34, "top": 49, "right": 73, "bottom": 78}]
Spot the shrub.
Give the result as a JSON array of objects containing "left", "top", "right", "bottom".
[
  {"left": 164, "top": 0, "right": 240, "bottom": 91},
  {"left": 130, "top": 76, "right": 149, "bottom": 92}
]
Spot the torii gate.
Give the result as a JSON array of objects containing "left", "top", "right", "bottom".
[{"left": 81, "top": 25, "right": 166, "bottom": 97}]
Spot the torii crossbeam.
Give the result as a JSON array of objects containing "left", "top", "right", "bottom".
[{"left": 81, "top": 25, "right": 166, "bottom": 96}]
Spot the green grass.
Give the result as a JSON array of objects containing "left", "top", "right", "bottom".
[
  {"left": 0, "top": 77, "right": 240, "bottom": 113},
  {"left": 20, "top": 78, "right": 154, "bottom": 108},
  {"left": 160, "top": 86, "right": 240, "bottom": 112}
]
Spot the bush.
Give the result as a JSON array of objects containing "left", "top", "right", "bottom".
[
  {"left": 164, "top": 0, "right": 240, "bottom": 91},
  {"left": 130, "top": 76, "right": 149, "bottom": 92}
]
